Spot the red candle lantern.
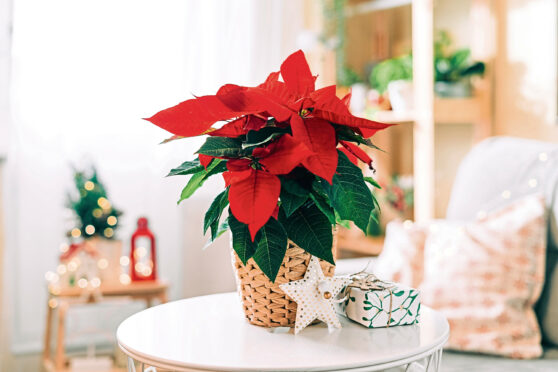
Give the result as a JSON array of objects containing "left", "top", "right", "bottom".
[{"left": 130, "top": 217, "right": 157, "bottom": 281}]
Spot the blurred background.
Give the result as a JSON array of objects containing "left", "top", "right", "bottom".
[{"left": 0, "top": 0, "right": 557, "bottom": 371}]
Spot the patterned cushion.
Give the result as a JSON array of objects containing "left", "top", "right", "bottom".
[
  {"left": 446, "top": 136, "right": 558, "bottom": 346},
  {"left": 420, "top": 195, "right": 546, "bottom": 359},
  {"left": 374, "top": 220, "right": 427, "bottom": 289}
]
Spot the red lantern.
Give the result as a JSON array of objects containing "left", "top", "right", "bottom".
[{"left": 130, "top": 217, "right": 157, "bottom": 281}]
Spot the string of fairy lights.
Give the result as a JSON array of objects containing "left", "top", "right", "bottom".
[
  {"left": 67, "top": 170, "right": 122, "bottom": 240},
  {"left": 69, "top": 199, "right": 117, "bottom": 239},
  {"left": 45, "top": 245, "right": 134, "bottom": 294},
  {"left": 45, "top": 168, "right": 156, "bottom": 298},
  {"left": 45, "top": 236, "right": 154, "bottom": 292}
]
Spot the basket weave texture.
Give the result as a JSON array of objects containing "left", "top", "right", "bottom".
[{"left": 232, "top": 235, "right": 337, "bottom": 328}]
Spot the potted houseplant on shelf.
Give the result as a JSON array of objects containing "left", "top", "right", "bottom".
[
  {"left": 434, "top": 31, "right": 485, "bottom": 98},
  {"left": 369, "top": 31, "right": 486, "bottom": 106},
  {"left": 145, "top": 50, "right": 392, "bottom": 327},
  {"left": 66, "top": 168, "right": 123, "bottom": 286},
  {"left": 369, "top": 54, "right": 413, "bottom": 112}
]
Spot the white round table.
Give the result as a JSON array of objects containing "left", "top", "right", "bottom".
[{"left": 117, "top": 292, "right": 449, "bottom": 372}]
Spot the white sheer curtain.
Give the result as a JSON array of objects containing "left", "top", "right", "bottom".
[{"left": 3, "top": 0, "right": 303, "bottom": 352}]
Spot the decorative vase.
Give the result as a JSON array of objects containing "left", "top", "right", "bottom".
[
  {"left": 349, "top": 83, "right": 367, "bottom": 113},
  {"left": 231, "top": 233, "right": 337, "bottom": 328},
  {"left": 434, "top": 81, "right": 472, "bottom": 98},
  {"left": 387, "top": 80, "right": 414, "bottom": 113}
]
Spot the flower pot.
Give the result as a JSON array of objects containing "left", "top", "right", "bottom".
[
  {"left": 349, "top": 83, "right": 368, "bottom": 113},
  {"left": 387, "top": 80, "right": 414, "bottom": 113},
  {"left": 434, "top": 81, "right": 472, "bottom": 98},
  {"left": 231, "top": 234, "right": 337, "bottom": 328}
]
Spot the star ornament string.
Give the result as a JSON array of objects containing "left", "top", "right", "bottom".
[{"left": 279, "top": 256, "right": 352, "bottom": 334}]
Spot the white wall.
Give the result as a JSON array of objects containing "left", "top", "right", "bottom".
[
  {"left": 436, "top": 0, "right": 558, "bottom": 141},
  {"left": 0, "top": 0, "right": 10, "bottom": 158},
  {"left": 2, "top": 0, "right": 304, "bottom": 354},
  {"left": 0, "top": 0, "right": 12, "bottom": 363},
  {"left": 494, "top": 0, "right": 558, "bottom": 141},
  {"left": 176, "top": 0, "right": 305, "bottom": 300},
  {"left": 4, "top": 0, "right": 191, "bottom": 353}
]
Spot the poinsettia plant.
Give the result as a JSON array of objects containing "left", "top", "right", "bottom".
[{"left": 146, "top": 50, "right": 392, "bottom": 282}]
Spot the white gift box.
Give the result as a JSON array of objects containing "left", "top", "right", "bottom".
[{"left": 338, "top": 274, "right": 421, "bottom": 328}]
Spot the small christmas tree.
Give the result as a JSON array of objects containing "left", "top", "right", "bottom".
[{"left": 67, "top": 168, "right": 122, "bottom": 240}]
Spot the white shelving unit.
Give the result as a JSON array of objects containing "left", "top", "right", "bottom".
[
  {"left": 314, "top": 0, "right": 494, "bottom": 256},
  {"left": 345, "top": 0, "right": 436, "bottom": 222},
  {"left": 344, "top": 0, "right": 412, "bottom": 17},
  {"left": 343, "top": 0, "right": 492, "bottom": 223}
]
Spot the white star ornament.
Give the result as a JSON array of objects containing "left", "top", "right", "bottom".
[{"left": 279, "top": 256, "right": 351, "bottom": 334}]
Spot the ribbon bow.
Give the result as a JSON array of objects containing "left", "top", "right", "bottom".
[
  {"left": 347, "top": 272, "right": 395, "bottom": 291},
  {"left": 346, "top": 271, "right": 396, "bottom": 327}
]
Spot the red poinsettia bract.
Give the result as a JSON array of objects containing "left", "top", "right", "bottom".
[{"left": 146, "top": 50, "right": 392, "bottom": 240}]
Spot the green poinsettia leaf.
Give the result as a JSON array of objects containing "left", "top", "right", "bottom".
[
  {"left": 280, "top": 189, "right": 308, "bottom": 217},
  {"left": 179, "top": 173, "right": 206, "bottom": 203},
  {"left": 203, "top": 189, "right": 229, "bottom": 238},
  {"left": 218, "top": 219, "right": 229, "bottom": 234},
  {"left": 252, "top": 217, "right": 288, "bottom": 282},
  {"left": 372, "top": 192, "right": 381, "bottom": 213},
  {"left": 242, "top": 127, "right": 289, "bottom": 149},
  {"left": 335, "top": 125, "right": 383, "bottom": 151},
  {"left": 279, "top": 204, "right": 334, "bottom": 265},
  {"left": 209, "top": 215, "right": 225, "bottom": 241},
  {"left": 228, "top": 213, "right": 257, "bottom": 264},
  {"left": 310, "top": 181, "right": 336, "bottom": 224},
  {"left": 363, "top": 176, "right": 382, "bottom": 189},
  {"left": 202, "top": 220, "right": 230, "bottom": 250},
  {"left": 196, "top": 137, "right": 244, "bottom": 157},
  {"left": 281, "top": 177, "right": 310, "bottom": 197},
  {"left": 335, "top": 210, "right": 351, "bottom": 229},
  {"left": 310, "top": 193, "right": 335, "bottom": 225},
  {"left": 167, "top": 159, "right": 204, "bottom": 177},
  {"left": 321, "top": 151, "right": 375, "bottom": 233},
  {"left": 178, "top": 159, "right": 227, "bottom": 204},
  {"left": 369, "top": 210, "right": 380, "bottom": 225}
]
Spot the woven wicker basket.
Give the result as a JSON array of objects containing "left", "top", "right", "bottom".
[{"left": 231, "top": 233, "right": 337, "bottom": 328}]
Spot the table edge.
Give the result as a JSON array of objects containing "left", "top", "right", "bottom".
[
  {"left": 119, "top": 335, "right": 448, "bottom": 372},
  {"left": 117, "top": 293, "right": 450, "bottom": 372}
]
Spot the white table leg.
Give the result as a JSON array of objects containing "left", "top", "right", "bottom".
[
  {"left": 436, "top": 348, "right": 443, "bottom": 371},
  {"left": 127, "top": 357, "right": 158, "bottom": 372},
  {"left": 128, "top": 356, "right": 137, "bottom": 372},
  {"left": 425, "top": 348, "right": 443, "bottom": 372},
  {"left": 403, "top": 348, "right": 443, "bottom": 372}
]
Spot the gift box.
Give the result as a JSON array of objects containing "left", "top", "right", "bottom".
[{"left": 338, "top": 273, "right": 420, "bottom": 328}]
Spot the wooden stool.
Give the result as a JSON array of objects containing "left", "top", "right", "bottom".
[{"left": 43, "top": 281, "right": 169, "bottom": 372}]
